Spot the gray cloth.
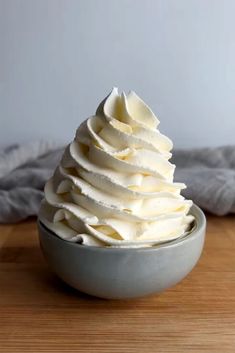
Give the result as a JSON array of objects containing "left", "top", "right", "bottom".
[
  {"left": 0, "top": 142, "right": 234, "bottom": 223},
  {"left": 172, "top": 146, "right": 235, "bottom": 216},
  {"left": 0, "top": 141, "right": 63, "bottom": 223}
]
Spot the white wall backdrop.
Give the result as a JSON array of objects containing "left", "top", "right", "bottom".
[{"left": 0, "top": 0, "right": 234, "bottom": 148}]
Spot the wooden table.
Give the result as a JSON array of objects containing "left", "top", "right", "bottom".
[{"left": 0, "top": 214, "right": 235, "bottom": 353}]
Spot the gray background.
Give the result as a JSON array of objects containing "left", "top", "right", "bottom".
[{"left": 0, "top": 0, "right": 234, "bottom": 148}]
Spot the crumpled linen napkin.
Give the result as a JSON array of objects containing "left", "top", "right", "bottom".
[
  {"left": 172, "top": 146, "right": 235, "bottom": 216},
  {"left": 0, "top": 141, "right": 63, "bottom": 222},
  {"left": 0, "top": 141, "right": 234, "bottom": 223}
]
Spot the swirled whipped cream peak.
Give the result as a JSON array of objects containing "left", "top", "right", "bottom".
[{"left": 39, "top": 88, "right": 194, "bottom": 247}]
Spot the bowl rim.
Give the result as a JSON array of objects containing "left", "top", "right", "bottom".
[{"left": 38, "top": 204, "right": 206, "bottom": 253}]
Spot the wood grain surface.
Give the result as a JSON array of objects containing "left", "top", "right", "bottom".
[{"left": 0, "top": 214, "right": 235, "bottom": 353}]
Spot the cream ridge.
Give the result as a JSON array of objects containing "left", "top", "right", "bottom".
[{"left": 39, "top": 88, "right": 194, "bottom": 247}]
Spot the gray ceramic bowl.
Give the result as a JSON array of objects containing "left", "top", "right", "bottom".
[{"left": 38, "top": 204, "right": 206, "bottom": 299}]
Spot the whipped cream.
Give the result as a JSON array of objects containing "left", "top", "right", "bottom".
[{"left": 39, "top": 88, "right": 194, "bottom": 247}]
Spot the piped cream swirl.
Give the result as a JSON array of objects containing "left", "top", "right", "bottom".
[{"left": 39, "top": 88, "right": 194, "bottom": 247}]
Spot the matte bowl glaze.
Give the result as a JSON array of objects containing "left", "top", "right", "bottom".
[{"left": 38, "top": 204, "right": 206, "bottom": 299}]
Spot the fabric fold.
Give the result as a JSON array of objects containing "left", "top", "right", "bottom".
[{"left": 0, "top": 142, "right": 234, "bottom": 222}]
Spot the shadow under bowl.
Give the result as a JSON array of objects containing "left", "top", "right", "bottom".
[{"left": 38, "top": 204, "right": 206, "bottom": 299}]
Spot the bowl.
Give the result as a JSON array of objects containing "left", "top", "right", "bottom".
[{"left": 38, "top": 204, "right": 206, "bottom": 299}]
